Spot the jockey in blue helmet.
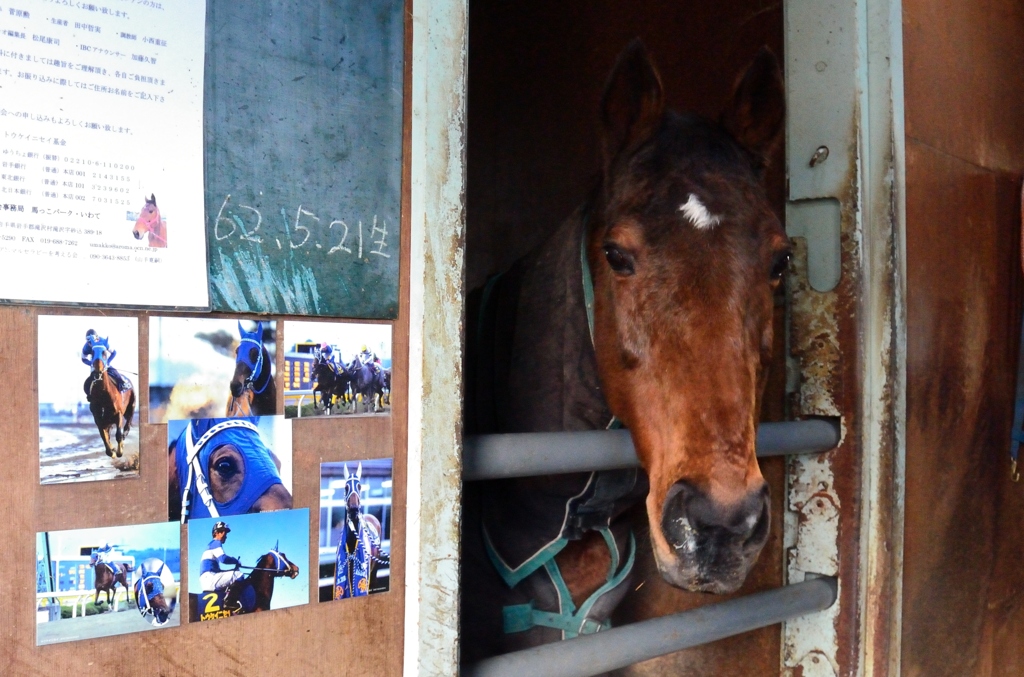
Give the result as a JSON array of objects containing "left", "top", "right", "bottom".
[
  {"left": 81, "top": 328, "right": 127, "bottom": 395},
  {"left": 319, "top": 342, "right": 338, "bottom": 374}
]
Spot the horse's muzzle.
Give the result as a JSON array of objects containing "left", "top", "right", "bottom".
[
  {"left": 132, "top": 229, "right": 143, "bottom": 240},
  {"left": 656, "top": 480, "right": 770, "bottom": 593}
]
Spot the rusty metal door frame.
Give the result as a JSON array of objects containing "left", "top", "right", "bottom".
[{"left": 782, "top": 0, "right": 906, "bottom": 674}]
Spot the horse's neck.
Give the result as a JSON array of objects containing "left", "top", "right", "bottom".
[{"left": 482, "top": 209, "right": 612, "bottom": 433}]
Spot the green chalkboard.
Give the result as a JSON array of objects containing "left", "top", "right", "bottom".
[{"left": 204, "top": 0, "right": 403, "bottom": 317}]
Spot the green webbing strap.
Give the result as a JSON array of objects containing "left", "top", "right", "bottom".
[
  {"left": 484, "top": 522, "right": 569, "bottom": 589},
  {"left": 501, "top": 528, "right": 636, "bottom": 638}
]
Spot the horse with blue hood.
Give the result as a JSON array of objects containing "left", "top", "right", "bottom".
[
  {"left": 167, "top": 417, "right": 292, "bottom": 523},
  {"left": 134, "top": 557, "right": 177, "bottom": 626}
]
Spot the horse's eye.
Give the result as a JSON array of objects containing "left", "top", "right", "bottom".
[
  {"left": 770, "top": 250, "right": 791, "bottom": 281},
  {"left": 213, "top": 457, "right": 239, "bottom": 477},
  {"left": 249, "top": 347, "right": 259, "bottom": 362},
  {"left": 602, "top": 244, "right": 635, "bottom": 276}
]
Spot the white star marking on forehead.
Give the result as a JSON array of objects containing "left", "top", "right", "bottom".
[{"left": 679, "top": 194, "right": 722, "bottom": 230}]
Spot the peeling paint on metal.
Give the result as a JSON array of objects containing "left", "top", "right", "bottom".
[{"left": 404, "top": 1, "right": 468, "bottom": 675}]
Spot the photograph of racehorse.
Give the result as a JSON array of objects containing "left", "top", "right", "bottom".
[
  {"left": 319, "top": 459, "right": 392, "bottom": 602},
  {"left": 131, "top": 193, "right": 168, "bottom": 248},
  {"left": 166, "top": 415, "right": 293, "bottom": 523},
  {"left": 283, "top": 320, "right": 391, "bottom": 418},
  {"left": 186, "top": 510, "right": 308, "bottom": 622},
  {"left": 37, "top": 315, "right": 140, "bottom": 485},
  {"left": 36, "top": 522, "right": 180, "bottom": 645},
  {"left": 149, "top": 317, "right": 277, "bottom": 423}
]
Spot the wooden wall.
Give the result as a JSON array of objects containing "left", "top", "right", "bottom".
[
  {"left": 0, "top": 4, "right": 412, "bottom": 674},
  {"left": 466, "top": 2, "right": 788, "bottom": 674},
  {"left": 902, "top": 1, "right": 1024, "bottom": 675}
]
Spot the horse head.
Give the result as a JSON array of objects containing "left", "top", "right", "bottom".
[
  {"left": 230, "top": 321, "right": 266, "bottom": 398},
  {"left": 344, "top": 462, "right": 363, "bottom": 510},
  {"left": 90, "top": 337, "right": 110, "bottom": 374},
  {"left": 132, "top": 194, "right": 160, "bottom": 240},
  {"left": 588, "top": 42, "right": 788, "bottom": 594},
  {"left": 264, "top": 549, "right": 300, "bottom": 579},
  {"left": 167, "top": 418, "right": 292, "bottom": 522},
  {"left": 136, "top": 572, "right": 176, "bottom": 625}
]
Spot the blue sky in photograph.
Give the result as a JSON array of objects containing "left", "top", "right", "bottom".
[{"left": 186, "top": 509, "right": 309, "bottom": 610}]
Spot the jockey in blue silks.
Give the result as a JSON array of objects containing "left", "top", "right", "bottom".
[
  {"left": 334, "top": 463, "right": 381, "bottom": 599},
  {"left": 134, "top": 557, "right": 177, "bottom": 626},
  {"left": 171, "top": 418, "right": 284, "bottom": 524},
  {"left": 82, "top": 329, "right": 127, "bottom": 395},
  {"left": 199, "top": 521, "right": 244, "bottom": 608},
  {"left": 318, "top": 342, "right": 339, "bottom": 375}
]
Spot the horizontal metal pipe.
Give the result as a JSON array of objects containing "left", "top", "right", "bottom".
[
  {"left": 463, "top": 418, "right": 840, "bottom": 481},
  {"left": 462, "top": 576, "right": 838, "bottom": 677}
]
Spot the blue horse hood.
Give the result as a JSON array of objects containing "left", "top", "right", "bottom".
[{"left": 173, "top": 418, "right": 283, "bottom": 521}]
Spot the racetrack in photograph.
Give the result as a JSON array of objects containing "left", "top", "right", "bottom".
[
  {"left": 39, "top": 420, "right": 140, "bottom": 485},
  {"left": 36, "top": 602, "right": 179, "bottom": 645}
]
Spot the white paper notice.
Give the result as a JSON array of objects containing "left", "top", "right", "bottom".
[{"left": 0, "top": 0, "right": 208, "bottom": 308}]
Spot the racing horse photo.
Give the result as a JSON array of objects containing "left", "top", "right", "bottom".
[
  {"left": 131, "top": 193, "right": 167, "bottom": 248},
  {"left": 311, "top": 348, "right": 352, "bottom": 415},
  {"left": 226, "top": 321, "right": 277, "bottom": 416},
  {"left": 340, "top": 358, "right": 388, "bottom": 414},
  {"left": 167, "top": 418, "right": 292, "bottom": 523},
  {"left": 333, "top": 463, "right": 386, "bottom": 599},
  {"left": 87, "top": 337, "right": 136, "bottom": 459},
  {"left": 462, "top": 42, "right": 789, "bottom": 660},
  {"left": 189, "top": 548, "right": 300, "bottom": 619},
  {"left": 89, "top": 552, "right": 132, "bottom": 609}
]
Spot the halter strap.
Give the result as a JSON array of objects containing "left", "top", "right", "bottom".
[
  {"left": 239, "top": 337, "right": 270, "bottom": 394},
  {"left": 580, "top": 226, "right": 623, "bottom": 431},
  {"left": 181, "top": 419, "right": 261, "bottom": 523}
]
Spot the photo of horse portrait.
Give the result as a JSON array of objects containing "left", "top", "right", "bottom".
[
  {"left": 149, "top": 317, "right": 277, "bottom": 423},
  {"left": 131, "top": 193, "right": 168, "bottom": 248},
  {"left": 38, "top": 315, "right": 140, "bottom": 485},
  {"left": 186, "top": 509, "right": 308, "bottom": 622},
  {"left": 319, "top": 459, "right": 392, "bottom": 601},
  {"left": 36, "top": 522, "right": 180, "bottom": 645},
  {"left": 167, "top": 415, "right": 293, "bottom": 523},
  {"left": 283, "top": 320, "right": 392, "bottom": 418}
]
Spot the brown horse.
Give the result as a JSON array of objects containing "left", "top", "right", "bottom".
[
  {"left": 227, "top": 321, "right": 276, "bottom": 416},
  {"left": 90, "top": 553, "right": 132, "bottom": 608},
  {"left": 226, "top": 549, "right": 300, "bottom": 612},
  {"left": 463, "top": 41, "right": 788, "bottom": 659},
  {"left": 87, "top": 339, "right": 136, "bottom": 458},
  {"left": 167, "top": 418, "right": 293, "bottom": 522},
  {"left": 132, "top": 194, "right": 167, "bottom": 248}
]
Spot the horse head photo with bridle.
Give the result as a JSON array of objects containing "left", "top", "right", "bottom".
[
  {"left": 133, "top": 557, "right": 178, "bottom": 627},
  {"left": 463, "top": 40, "right": 789, "bottom": 660},
  {"left": 320, "top": 459, "right": 392, "bottom": 601},
  {"left": 132, "top": 193, "right": 167, "bottom": 248},
  {"left": 227, "top": 320, "right": 277, "bottom": 417},
  {"left": 167, "top": 417, "right": 293, "bottom": 523},
  {"left": 148, "top": 317, "right": 278, "bottom": 424}
]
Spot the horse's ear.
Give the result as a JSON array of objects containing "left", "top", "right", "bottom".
[
  {"left": 344, "top": 464, "right": 351, "bottom": 480},
  {"left": 356, "top": 462, "right": 363, "bottom": 481},
  {"left": 256, "top": 320, "right": 264, "bottom": 336},
  {"left": 149, "top": 193, "right": 156, "bottom": 205},
  {"left": 720, "top": 47, "right": 785, "bottom": 168},
  {"left": 238, "top": 320, "right": 245, "bottom": 337},
  {"left": 599, "top": 39, "right": 665, "bottom": 172}
]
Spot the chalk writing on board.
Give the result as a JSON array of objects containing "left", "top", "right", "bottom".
[{"left": 213, "top": 196, "right": 391, "bottom": 259}]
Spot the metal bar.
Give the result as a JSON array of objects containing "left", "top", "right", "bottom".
[
  {"left": 463, "top": 418, "right": 840, "bottom": 481},
  {"left": 462, "top": 576, "right": 838, "bottom": 677}
]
